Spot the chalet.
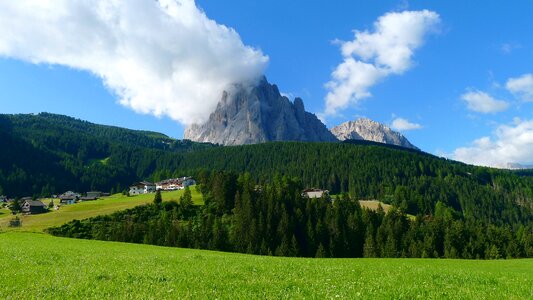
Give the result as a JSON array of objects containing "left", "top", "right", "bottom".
[
  {"left": 302, "top": 188, "right": 329, "bottom": 199},
  {"left": 21, "top": 200, "right": 47, "bottom": 215},
  {"left": 129, "top": 182, "right": 156, "bottom": 195},
  {"left": 0, "top": 195, "right": 7, "bottom": 203},
  {"left": 59, "top": 191, "right": 81, "bottom": 199},
  {"left": 155, "top": 177, "right": 196, "bottom": 191},
  {"left": 156, "top": 178, "right": 181, "bottom": 191}
]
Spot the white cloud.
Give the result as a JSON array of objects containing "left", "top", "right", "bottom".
[
  {"left": 453, "top": 118, "right": 533, "bottom": 168},
  {"left": 391, "top": 117, "right": 422, "bottom": 131},
  {"left": 500, "top": 42, "right": 521, "bottom": 54},
  {"left": 0, "top": 0, "right": 268, "bottom": 125},
  {"left": 324, "top": 10, "right": 440, "bottom": 116},
  {"left": 506, "top": 74, "right": 533, "bottom": 102},
  {"left": 460, "top": 91, "right": 509, "bottom": 113}
]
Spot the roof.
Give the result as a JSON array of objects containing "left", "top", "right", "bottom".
[
  {"left": 131, "top": 182, "right": 155, "bottom": 187},
  {"left": 302, "top": 188, "right": 327, "bottom": 193},
  {"left": 59, "top": 195, "right": 77, "bottom": 200},
  {"left": 23, "top": 200, "right": 46, "bottom": 207}
]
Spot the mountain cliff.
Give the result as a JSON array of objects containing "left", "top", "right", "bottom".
[
  {"left": 331, "top": 118, "right": 419, "bottom": 150},
  {"left": 184, "top": 77, "right": 337, "bottom": 145}
]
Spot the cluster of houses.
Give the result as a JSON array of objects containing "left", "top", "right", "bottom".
[
  {"left": 0, "top": 191, "right": 109, "bottom": 215},
  {"left": 129, "top": 177, "right": 196, "bottom": 195}
]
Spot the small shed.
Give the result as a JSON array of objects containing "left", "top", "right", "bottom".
[{"left": 21, "top": 200, "right": 47, "bottom": 215}]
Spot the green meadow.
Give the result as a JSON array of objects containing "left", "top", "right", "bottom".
[
  {"left": 0, "top": 232, "right": 532, "bottom": 299},
  {"left": 0, "top": 188, "right": 203, "bottom": 232}
]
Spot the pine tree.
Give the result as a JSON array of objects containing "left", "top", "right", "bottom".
[
  {"left": 315, "top": 243, "right": 326, "bottom": 258},
  {"left": 153, "top": 190, "right": 162, "bottom": 206},
  {"left": 9, "top": 199, "right": 21, "bottom": 213},
  {"left": 179, "top": 187, "right": 193, "bottom": 217},
  {"left": 363, "top": 225, "right": 377, "bottom": 257}
]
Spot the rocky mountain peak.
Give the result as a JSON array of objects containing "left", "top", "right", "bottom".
[
  {"left": 184, "top": 77, "right": 338, "bottom": 145},
  {"left": 331, "top": 118, "right": 419, "bottom": 150}
]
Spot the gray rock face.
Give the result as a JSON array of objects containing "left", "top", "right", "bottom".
[
  {"left": 184, "top": 77, "right": 338, "bottom": 145},
  {"left": 331, "top": 118, "right": 419, "bottom": 150}
]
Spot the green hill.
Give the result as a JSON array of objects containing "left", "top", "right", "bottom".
[{"left": 1, "top": 232, "right": 532, "bottom": 299}]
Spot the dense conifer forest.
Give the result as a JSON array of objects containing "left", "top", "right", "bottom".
[
  {"left": 2, "top": 113, "right": 533, "bottom": 227},
  {"left": 48, "top": 172, "right": 533, "bottom": 259}
]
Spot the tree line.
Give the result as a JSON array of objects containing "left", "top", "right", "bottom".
[{"left": 48, "top": 172, "right": 533, "bottom": 259}]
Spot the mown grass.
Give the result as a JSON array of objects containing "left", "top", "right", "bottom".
[
  {"left": 0, "top": 188, "right": 203, "bottom": 232},
  {"left": 0, "top": 232, "right": 532, "bottom": 299}
]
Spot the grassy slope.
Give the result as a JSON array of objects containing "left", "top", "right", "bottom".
[
  {"left": 0, "top": 232, "right": 532, "bottom": 299},
  {"left": 358, "top": 200, "right": 392, "bottom": 213},
  {"left": 0, "top": 188, "right": 203, "bottom": 232}
]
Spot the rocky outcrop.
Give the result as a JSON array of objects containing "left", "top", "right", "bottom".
[
  {"left": 331, "top": 118, "right": 419, "bottom": 150},
  {"left": 184, "top": 77, "right": 338, "bottom": 145}
]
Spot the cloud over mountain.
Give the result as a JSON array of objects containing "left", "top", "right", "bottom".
[
  {"left": 0, "top": 0, "right": 268, "bottom": 125},
  {"left": 324, "top": 10, "right": 440, "bottom": 116}
]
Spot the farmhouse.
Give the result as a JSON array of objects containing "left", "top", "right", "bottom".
[
  {"left": 59, "top": 191, "right": 81, "bottom": 199},
  {"left": 302, "top": 188, "right": 329, "bottom": 199},
  {"left": 129, "top": 182, "right": 156, "bottom": 195},
  {"left": 21, "top": 200, "right": 47, "bottom": 215},
  {"left": 59, "top": 196, "right": 76, "bottom": 205}
]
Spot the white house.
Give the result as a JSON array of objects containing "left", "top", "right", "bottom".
[
  {"left": 302, "top": 189, "right": 329, "bottom": 199},
  {"left": 129, "top": 182, "right": 156, "bottom": 195}
]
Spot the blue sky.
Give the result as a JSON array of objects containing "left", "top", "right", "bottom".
[{"left": 1, "top": 0, "right": 533, "bottom": 167}]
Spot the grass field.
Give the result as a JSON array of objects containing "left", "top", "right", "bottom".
[
  {"left": 0, "top": 232, "right": 532, "bottom": 299},
  {"left": 358, "top": 200, "right": 392, "bottom": 213},
  {"left": 0, "top": 188, "right": 203, "bottom": 232}
]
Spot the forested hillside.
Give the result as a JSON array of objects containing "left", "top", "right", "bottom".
[
  {"left": 2, "top": 113, "right": 533, "bottom": 226},
  {"left": 0, "top": 113, "right": 215, "bottom": 196}
]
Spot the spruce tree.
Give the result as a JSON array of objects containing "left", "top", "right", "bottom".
[{"left": 154, "top": 190, "right": 162, "bottom": 206}]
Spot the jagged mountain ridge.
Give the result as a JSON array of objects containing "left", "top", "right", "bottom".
[
  {"left": 331, "top": 118, "right": 419, "bottom": 150},
  {"left": 184, "top": 77, "right": 337, "bottom": 145},
  {"left": 185, "top": 77, "right": 419, "bottom": 149}
]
